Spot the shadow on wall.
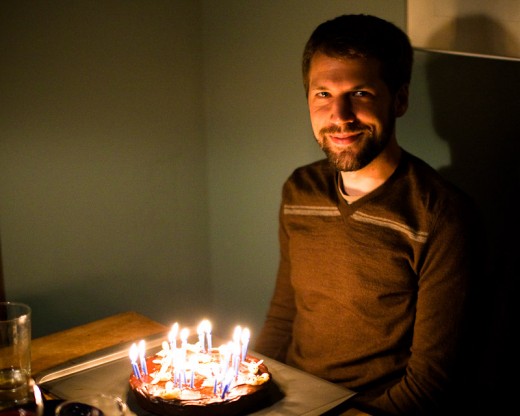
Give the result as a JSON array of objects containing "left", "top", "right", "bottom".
[
  {"left": 423, "top": 13, "right": 520, "bottom": 59},
  {"left": 425, "top": 14, "right": 518, "bottom": 413}
]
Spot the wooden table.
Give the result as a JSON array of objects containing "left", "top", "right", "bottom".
[
  {"left": 31, "top": 312, "right": 367, "bottom": 416},
  {"left": 31, "top": 311, "right": 168, "bottom": 376}
]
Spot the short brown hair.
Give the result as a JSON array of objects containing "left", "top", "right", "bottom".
[{"left": 302, "top": 14, "right": 413, "bottom": 96}]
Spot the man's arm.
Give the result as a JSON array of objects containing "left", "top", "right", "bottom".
[{"left": 368, "top": 197, "right": 481, "bottom": 415}]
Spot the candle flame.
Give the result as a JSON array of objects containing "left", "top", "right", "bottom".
[
  {"left": 233, "top": 325, "right": 242, "bottom": 343},
  {"left": 241, "top": 327, "right": 250, "bottom": 342},
  {"left": 138, "top": 339, "right": 146, "bottom": 358},
  {"left": 198, "top": 319, "right": 212, "bottom": 333},
  {"left": 180, "top": 327, "right": 189, "bottom": 342},
  {"left": 129, "top": 342, "right": 139, "bottom": 362},
  {"left": 169, "top": 322, "right": 179, "bottom": 341}
]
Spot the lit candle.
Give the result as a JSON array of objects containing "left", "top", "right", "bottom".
[
  {"left": 211, "top": 365, "right": 219, "bottom": 395},
  {"left": 129, "top": 343, "right": 141, "bottom": 379},
  {"left": 138, "top": 340, "right": 148, "bottom": 375},
  {"left": 241, "top": 327, "right": 250, "bottom": 361},
  {"left": 221, "top": 368, "right": 234, "bottom": 399},
  {"left": 233, "top": 342, "right": 241, "bottom": 377},
  {"left": 180, "top": 327, "right": 189, "bottom": 349},
  {"left": 197, "top": 321, "right": 205, "bottom": 352},
  {"left": 220, "top": 342, "right": 232, "bottom": 375},
  {"left": 232, "top": 326, "right": 242, "bottom": 376},
  {"left": 172, "top": 347, "right": 183, "bottom": 383},
  {"left": 189, "top": 356, "right": 198, "bottom": 389},
  {"left": 179, "top": 327, "right": 188, "bottom": 360},
  {"left": 197, "top": 319, "right": 212, "bottom": 352},
  {"left": 233, "top": 325, "right": 242, "bottom": 344},
  {"left": 168, "top": 322, "right": 179, "bottom": 350},
  {"left": 205, "top": 320, "right": 212, "bottom": 351}
]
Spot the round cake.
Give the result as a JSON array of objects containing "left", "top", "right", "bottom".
[{"left": 129, "top": 335, "right": 274, "bottom": 416}]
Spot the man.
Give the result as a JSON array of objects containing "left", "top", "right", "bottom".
[{"left": 254, "top": 14, "right": 481, "bottom": 415}]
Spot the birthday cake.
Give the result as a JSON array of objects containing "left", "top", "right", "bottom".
[{"left": 128, "top": 322, "right": 276, "bottom": 416}]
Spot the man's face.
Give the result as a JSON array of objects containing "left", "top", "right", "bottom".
[{"left": 307, "top": 52, "right": 407, "bottom": 172}]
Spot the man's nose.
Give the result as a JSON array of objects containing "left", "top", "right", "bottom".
[{"left": 330, "top": 95, "right": 355, "bottom": 124}]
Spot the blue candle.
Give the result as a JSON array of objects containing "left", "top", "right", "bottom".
[
  {"left": 241, "top": 328, "right": 250, "bottom": 361},
  {"left": 221, "top": 383, "right": 229, "bottom": 399},
  {"left": 138, "top": 340, "right": 148, "bottom": 375},
  {"left": 232, "top": 326, "right": 241, "bottom": 376},
  {"left": 221, "top": 369, "right": 234, "bottom": 399},
  {"left": 132, "top": 362, "right": 141, "bottom": 379},
  {"left": 233, "top": 353, "right": 240, "bottom": 377},
  {"left": 129, "top": 343, "right": 141, "bottom": 379}
]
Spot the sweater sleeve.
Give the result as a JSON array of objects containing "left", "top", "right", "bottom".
[{"left": 365, "top": 193, "right": 481, "bottom": 415}]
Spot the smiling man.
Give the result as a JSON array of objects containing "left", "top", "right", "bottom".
[{"left": 255, "top": 14, "right": 482, "bottom": 416}]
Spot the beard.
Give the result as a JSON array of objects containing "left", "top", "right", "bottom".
[{"left": 317, "top": 118, "right": 395, "bottom": 172}]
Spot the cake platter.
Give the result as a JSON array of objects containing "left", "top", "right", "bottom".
[{"left": 35, "top": 331, "right": 356, "bottom": 415}]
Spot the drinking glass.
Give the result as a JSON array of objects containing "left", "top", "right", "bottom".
[{"left": 0, "top": 302, "right": 33, "bottom": 413}]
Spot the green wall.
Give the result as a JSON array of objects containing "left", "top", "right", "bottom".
[{"left": 0, "top": 4, "right": 515, "bottom": 406}]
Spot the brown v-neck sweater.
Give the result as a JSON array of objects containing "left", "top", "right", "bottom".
[{"left": 255, "top": 150, "right": 481, "bottom": 415}]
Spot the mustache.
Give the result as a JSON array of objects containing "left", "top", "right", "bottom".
[{"left": 319, "top": 122, "right": 367, "bottom": 135}]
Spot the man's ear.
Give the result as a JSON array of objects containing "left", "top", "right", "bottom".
[{"left": 394, "top": 84, "right": 409, "bottom": 117}]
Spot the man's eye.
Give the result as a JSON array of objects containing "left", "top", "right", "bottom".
[
  {"left": 316, "top": 91, "right": 330, "bottom": 98},
  {"left": 352, "top": 91, "right": 369, "bottom": 97}
]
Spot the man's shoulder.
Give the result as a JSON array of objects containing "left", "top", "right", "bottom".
[
  {"left": 282, "top": 158, "right": 338, "bottom": 202},
  {"left": 401, "top": 150, "right": 477, "bottom": 211},
  {"left": 290, "top": 158, "right": 333, "bottom": 178}
]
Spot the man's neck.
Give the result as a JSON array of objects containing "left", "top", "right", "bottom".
[{"left": 340, "top": 140, "right": 402, "bottom": 197}]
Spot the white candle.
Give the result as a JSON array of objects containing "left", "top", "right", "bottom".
[
  {"left": 197, "top": 321, "right": 205, "bottom": 352},
  {"left": 168, "top": 322, "right": 179, "bottom": 349},
  {"left": 180, "top": 327, "right": 189, "bottom": 349},
  {"left": 199, "top": 319, "right": 212, "bottom": 352},
  {"left": 172, "top": 347, "right": 183, "bottom": 384},
  {"left": 180, "top": 327, "right": 189, "bottom": 361},
  {"left": 206, "top": 320, "right": 212, "bottom": 351},
  {"left": 220, "top": 342, "right": 232, "bottom": 375}
]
